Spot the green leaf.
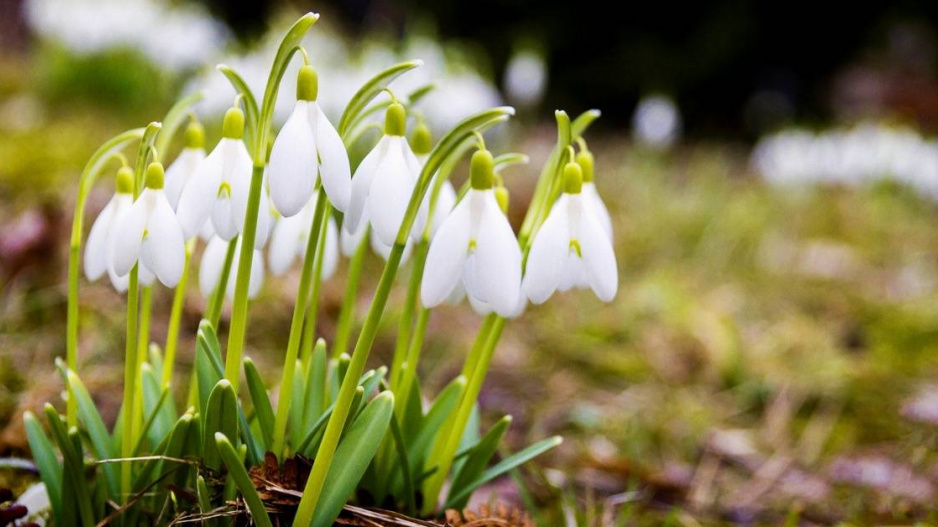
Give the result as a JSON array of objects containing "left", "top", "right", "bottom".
[
  {"left": 23, "top": 412, "right": 62, "bottom": 525},
  {"left": 44, "top": 406, "right": 94, "bottom": 527},
  {"left": 215, "top": 432, "right": 273, "bottom": 527},
  {"left": 338, "top": 60, "right": 422, "bottom": 138},
  {"left": 202, "top": 380, "right": 239, "bottom": 471},
  {"left": 571, "top": 109, "right": 601, "bottom": 138},
  {"left": 195, "top": 320, "right": 224, "bottom": 413},
  {"left": 139, "top": 363, "right": 172, "bottom": 449},
  {"left": 243, "top": 358, "right": 274, "bottom": 450},
  {"left": 289, "top": 360, "right": 307, "bottom": 451},
  {"left": 387, "top": 413, "right": 416, "bottom": 517},
  {"left": 311, "top": 392, "right": 395, "bottom": 527},
  {"left": 407, "top": 376, "right": 465, "bottom": 473},
  {"left": 447, "top": 416, "right": 511, "bottom": 509},
  {"left": 63, "top": 368, "right": 119, "bottom": 499},
  {"left": 217, "top": 65, "right": 260, "bottom": 151},
  {"left": 302, "top": 340, "right": 328, "bottom": 432},
  {"left": 197, "top": 474, "right": 212, "bottom": 515},
  {"left": 444, "top": 436, "right": 563, "bottom": 509},
  {"left": 155, "top": 90, "right": 205, "bottom": 156}
]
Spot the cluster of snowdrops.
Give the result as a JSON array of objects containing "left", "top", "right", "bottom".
[{"left": 23, "top": 14, "right": 617, "bottom": 527}]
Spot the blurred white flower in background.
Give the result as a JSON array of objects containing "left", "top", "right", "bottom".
[
  {"left": 25, "top": 0, "right": 229, "bottom": 72},
  {"left": 632, "top": 94, "right": 681, "bottom": 149},
  {"left": 751, "top": 123, "right": 938, "bottom": 198},
  {"left": 504, "top": 49, "right": 547, "bottom": 108}
]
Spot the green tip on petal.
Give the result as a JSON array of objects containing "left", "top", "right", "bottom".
[
  {"left": 470, "top": 149, "right": 495, "bottom": 190},
  {"left": 115, "top": 166, "right": 134, "bottom": 194},
  {"left": 563, "top": 162, "right": 583, "bottom": 194},
  {"left": 145, "top": 162, "right": 165, "bottom": 190},
  {"left": 297, "top": 65, "right": 319, "bottom": 101},
  {"left": 576, "top": 150, "right": 594, "bottom": 182},
  {"left": 222, "top": 107, "right": 245, "bottom": 139},
  {"left": 410, "top": 122, "right": 432, "bottom": 155},
  {"left": 384, "top": 102, "right": 406, "bottom": 137},
  {"left": 495, "top": 186, "right": 510, "bottom": 213},
  {"left": 185, "top": 120, "right": 205, "bottom": 149}
]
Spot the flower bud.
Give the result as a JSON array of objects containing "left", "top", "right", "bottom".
[
  {"left": 222, "top": 107, "right": 245, "bottom": 139},
  {"left": 495, "top": 186, "right": 510, "bottom": 213},
  {"left": 296, "top": 65, "right": 319, "bottom": 102},
  {"left": 563, "top": 162, "right": 582, "bottom": 194},
  {"left": 470, "top": 149, "right": 495, "bottom": 190},
  {"left": 576, "top": 150, "right": 594, "bottom": 182},
  {"left": 115, "top": 166, "right": 134, "bottom": 194},
  {"left": 384, "top": 102, "right": 406, "bottom": 137},
  {"left": 145, "top": 162, "right": 165, "bottom": 190},
  {"left": 410, "top": 122, "right": 432, "bottom": 155},
  {"left": 185, "top": 120, "right": 205, "bottom": 149}
]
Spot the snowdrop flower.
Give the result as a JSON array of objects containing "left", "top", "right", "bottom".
[
  {"left": 268, "top": 65, "right": 351, "bottom": 217},
  {"left": 199, "top": 236, "right": 264, "bottom": 300},
  {"left": 176, "top": 106, "right": 270, "bottom": 248},
  {"left": 411, "top": 122, "right": 457, "bottom": 237},
  {"left": 339, "top": 214, "right": 414, "bottom": 264},
  {"left": 576, "top": 148, "right": 612, "bottom": 239},
  {"left": 85, "top": 166, "right": 139, "bottom": 291},
  {"left": 523, "top": 162, "right": 618, "bottom": 303},
  {"left": 633, "top": 94, "right": 681, "bottom": 149},
  {"left": 421, "top": 149, "right": 522, "bottom": 317},
  {"left": 346, "top": 101, "right": 425, "bottom": 247},
  {"left": 163, "top": 120, "right": 206, "bottom": 209},
  {"left": 112, "top": 162, "right": 186, "bottom": 288},
  {"left": 268, "top": 193, "right": 339, "bottom": 279},
  {"left": 504, "top": 48, "right": 547, "bottom": 108}
]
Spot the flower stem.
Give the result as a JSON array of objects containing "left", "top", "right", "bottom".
[
  {"left": 301, "top": 206, "right": 331, "bottom": 367},
  {"left": 271, "top": 188, "right": 329, "bottom": 457},
  {"left": 163, "top": 240, "right": 194, "bottom": 384},
  {"left": 332, "top": 232, "right": 367, "bottom": 359},
  {"left": 395, "top": 306, "right": 429, "bottom": 419},
  {"left": 130, "top": 284, "right": 152, "bottom": 444},
  {"left": 120, "top": 265, "right": 139, "bottom": 501},
  {"left": 422, "top": 316, "right": 505, "bottom": 515},
  {"left": 206, "top": 237, "right": 238, "bottom": 328},
  {"left": 390, "top": 240, "right": 428, "bottom": 387}
]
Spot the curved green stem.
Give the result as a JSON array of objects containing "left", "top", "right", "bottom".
[
  {"left": 163, "top": 240, "right": 194, "bottom": 384},
  {"left": 130, "top": 285, "right": 152, "bottom": 445},
  {"left": 66, "top": 128, "right": 145, "bottom": 426},
  {"left": 271, "top": 188, "right": 329, "bottom": 457},
  {"left": 333, "top": 232, "right": 367, "bottom": 359}
]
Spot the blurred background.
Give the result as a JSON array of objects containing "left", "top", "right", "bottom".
[{"left": 5, "top": 0, "right": 938, "bottom": 524}]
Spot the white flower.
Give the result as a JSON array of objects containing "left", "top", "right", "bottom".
[
  {"left": 576, "top": 150, "right": 612, "bottom": 239},
  {"left": 268, "top": 193, "right": 339, "bottom": 279},
  {"left": 176, "top": 107, "right": 270, "bottom": 248},
  {"left": 268, "top": 65, "right": 351, "bottom": 217},
  {"left": 421, "top": 150, "right": 522, "bottom": 317},
  {"left": 112, "top": 163, "right": 186, "bottom": 288},
  {"left": 345, "top": 102, "right": 426, "bottom": 247},
  {"left": 199, "top": 236, "right": 264, "bottom": 300},
  {"left": 340, "top": 211, "right": 413, "bottom": 264},
  {"left": 523, "top": 163, "right": 618, "bottom": 304},
  {"left": 84, "top": 167, "right": 134, "bottom": 291},
  {"left": 163, "top": 121, "right": 206, "bottom": 209}
]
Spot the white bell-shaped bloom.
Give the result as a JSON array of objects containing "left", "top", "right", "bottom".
[
  {"left": 268, "top": 66, "right": 351, "bottom": 217},
  {"left": 523, "top": 162, "right": 618, "bottom": 303},
  {"left": 112, "top": 162, "right": 186, "bottom": 288},
  {"left": 421, "top": 150, "right": 522, "bottom": 317},
  {"left": 176, "top": 107, "right": 270, "bottom": 249},
  {"left": 199, "top": 236, "right": 264, "bottom": 300},
  {"left": 85, "top": 168, "right": 134, "bottom": 290},
  {"left": 577, "top": 150, "right": 612, "bottom": 239},
  {"left": 340, "top": 209, "right": 414, "bottom": 264},
  {"left": 346, "top": 102, "right": 426, "bottom": 247},
  {"left": 268, "top": 193, "right": 339, "bottom": 279},
  {"left": 164, "top": 121, "right": 206, "bottom": 209}
]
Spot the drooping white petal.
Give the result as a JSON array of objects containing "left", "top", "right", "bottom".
[
  {"left": 310, "top": 102, "right": 351, "bottom": 212},
  {"left": 84, "top": 196, "right": 120, "bottom": 281},
  {"left": 176, "top": 145, "right": 223, "bottom": 240},
  {"left": 470, "top": 192, "right": 522, "bottom": 317},
  {"left": 164, "top": 147, "right": 205, "bottom": 210},
  {"left": 253, "top": 183, "right": 272, "bottom": 250},
  {"left": 198, "top": 218, "right": 215, "bottom": 241},
  {"left": 346, "top": 137, "right": 387, "bottom": 233},
  {"left": 522, "top": 195, "right": 571, "bottom": 304},
  {"left": 199, "top": 236, "right": 228, "bottom": 297},
  {"left": 403, "top": 142, "right": 428, "bottom": 241},
  {"left": 427, "top": 178, "right": 457, "bottom": 237},
  {"left": 112, "top": 193, "right": 150, "bottom": 277},
  {"left": 220, "top": 139, "right": 254, "bottom": 240},
  {"left": 421, "top": 195, "right": 471, "bottom": 307},
  {"left": 138, "top": 261, "right": 156, "bottom": 287},
  {"left": 582, "top": 182, "right": 613, "bottom": 239},
  {"left": 139, "top": 190, "right": 185, "bottom": 287},
  {"left": 467, "top": 291, "right": 494, "bottom": 315},
  {"left": 319, "top": 217, "right": 340, "bottom": 280},
  {"left": 211, "top": 193, "right": 239, "bottom": 240},
  {"left": 368, "top": 136, "right": 414, "bottom": 246},
  {"left": 574, "top": 196, "right": 618, "bottom": 302},
  {"left": 269, "top": 101, "right": 317, "bottom": 217},
  {"left": 268, "top": 212, "right": 305, "bottom": 276},
  {"left": 557, "top": 251, "right": 586, "bottom": 292}
]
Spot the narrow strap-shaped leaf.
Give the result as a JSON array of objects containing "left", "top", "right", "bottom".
[
  {"left": 217, "top": 65, "right": 260, "bottom": 151},
  {"left": 44, "top": 406, "right": 94, "bottom": 527},
  {"left": 302, "top": 340, "right": 328, "bottom": 432},
  {"left": 202, "top": 380, "right": 238, "bottom": 471},
  {"left": 139, "top": 363, "right": 172, "bottom": 450},
  {"left": 196, "top": 474, "right": 212, "bottom": 515},
  {"left": 571, "top": 108, "right": 602, "bottom": 139},
  {"left": 446, "top": 416, "right": 512, "bottom": 509},
  {"left": 296, "top": 369, "right": 383, "bottom": 455},
  {"left": 215, "top": 433, "right": 273, "bottom": 527},
  {"left": 243, "top": 358, "right": 274, "bottom": 450},
  {"left": 23, "top": 412, "right": 62, "bottom": 525},
  {"left": 63, "top": 368, "right": 119, "bottom": 498},
  {"left": 387, "top": 414, "right": 416, "bottom": 517},
  {"left": 444, "top": 436, "right": 563, "bottom": 509},
  {"left": 407, "top": 376, "right": 465, "bottom": 472},
  {"left": 311, "top": 392, "right": 394, "bottom": 527}
]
